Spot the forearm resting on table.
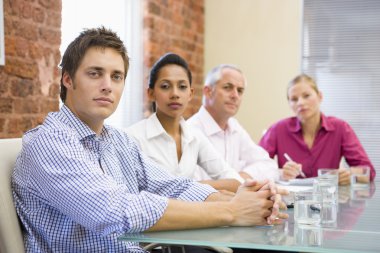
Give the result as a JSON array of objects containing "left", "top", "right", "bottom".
[
  {"left": 147, "top": 197, "right": 233, "bottom": 231},
  {"left": 239, "top": 171, "right": 253, "bottom": 180},
  {"left": 206, "top": 190, "right": 235, "bottom": 201},
  {"left": 349, "top": 167, "right": 371, "bottom": 183},
  {"left": 199, "top": 179, "right": 241, "bottom": 192}
]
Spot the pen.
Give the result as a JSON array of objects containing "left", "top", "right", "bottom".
[{"left": 284, "top": 153, "right": 306, "bottom": 178}]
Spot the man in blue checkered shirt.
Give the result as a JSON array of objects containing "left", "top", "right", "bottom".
[{"left": 12, "top": 27, "right": 288, "bottom": 252}]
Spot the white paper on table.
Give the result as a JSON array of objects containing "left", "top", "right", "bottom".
[
  {"left": 277, "top": 185, "right": 313, "bottom": 192},
  {"left": 276, "top": 177, "right": 316, "bottom": 186},
  {"left": 277, "top": 185, "right": 314, "bottom": 207}
]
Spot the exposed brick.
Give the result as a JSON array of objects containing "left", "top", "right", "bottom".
[
  {"left": 34, "top": 114, "right": 46, "bottom": 126},
  {"left": 0, "top": 118, "right": 5, "bottom": 132},
  {"left": 14, "top": 20, "right": 39, "bottom": 40},
  {"left": 143, "top": 0, "right": 204, "bottom": 116},
  {"left": 11, "top": 78, "right": 35, "bottom": 97},
  {"left": 0, "top": 132, "right": 23, "bottom": 138},
  {"left": 40, "top": 28, "right": 61, "bottom": 45},
  {"left": 0, "top": 0, "right": 61, "bottom": 138},
  {"left": 44, "top": 0, "right": 61, "bottom": 11},
  {"left": 43, "top": 48, "right": 58, "bottom": 65},
  {"left": 46, "top": 12, "right": 61, "bottom": 27},
  {"left": 53, "top": 66, "right": 61, "bottom": 80},
  {"left": 144, "top": 16, "right": 154, "bottom": 29},
  {"left": 0, "top": 73, "right": 9, "bottom": 95},
  {"left": 148, "top": 1, "right": 161, "bottom": 15},
  {"left": 7, "top": 0, "right": 22, "bottom": 16},
  {"left": 40, "top": 98, "right": 59, "bottom": 114},
  {"left": 15, "top": 37, "right": 29, "bottom": 58},
  {"left": 14, "top": 98, "right": 40, "bottom": 114},
  {"left": 3, "top": 0, "right": 11, "bottom": 15},
  {"left": 48, "top": 82, "right": 60, "bottom": 98},
  {"left": 29, "top": 43, "right": 43, "bottom": 60},
  {"left": 38, "top": 0, "right": 52, "bottom": 8},
  {"left": 8, "top": 117, "right": 34, "bottom": 135},
  {"left": 5, "top": 58, "right": 38, "bottom": 79},
  {"left": 3, "top": 18, "right": 12, "bottom": 36},
  {"left": 54, "top": 51, "right": 61, "bottom": 66},
  {"left": 0, "top": 97, "right": 13, "bottom": 113},
  {"left": 4, "top": 37, "right": 16, "bottom": 56},
  {"left": 33, "top": 6, "right": 45, "bottom": 23},
  {"left": 22, "top": 2, "right": 32, "bottom": 19}
]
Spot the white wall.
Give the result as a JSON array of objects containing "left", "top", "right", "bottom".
[{"left": 205, "top": 0, "right": 302, "bottom": 141}]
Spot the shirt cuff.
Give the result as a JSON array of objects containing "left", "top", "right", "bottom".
[
  {"left": 124, "top": 191, "right": 168, "bottom": 233},
  {"left": 176, "top": 182, "right": 217, "bottom": 202}
]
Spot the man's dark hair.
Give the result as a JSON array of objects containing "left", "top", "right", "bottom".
[
  {"left": 59, "top": 27, "right": 129, "bottom": 102},
  {"left": 148, "top": 53, "right": 192, "bottom": 89}
]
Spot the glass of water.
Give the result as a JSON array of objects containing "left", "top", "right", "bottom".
[
  {"left": 313, "top": 177, "right": 338, "bottom": 224},
  {"left": 294, "top": 223, "right": 323, "bottom": 246},
  {"left": 350, "top": 166, "right": 370, "bottom": 188},
  {"left": 294, "top": 191, "right": 322, "bottom": 225},
  {"left": 314, "top": 176, "right": 338, "bottom": 202},
  {"left": 318, "top": 168, "right": 339, "bottom": 186}
]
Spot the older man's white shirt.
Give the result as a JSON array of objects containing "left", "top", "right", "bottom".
[{"left": 187, "top": 106, "right": 279, "bottom": 181}]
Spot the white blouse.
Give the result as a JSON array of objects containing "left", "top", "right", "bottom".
[{"left": 125, "top": 113, "right": 244, "bottom": 182}]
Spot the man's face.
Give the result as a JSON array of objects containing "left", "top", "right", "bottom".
[
  {"left": 205, "top": 68, "right": 245, "bottom": 120},
  {"left": 62, "top": 47, "right": 125, "bottom": 129}
]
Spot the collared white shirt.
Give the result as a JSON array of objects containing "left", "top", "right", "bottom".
[
  {"left": 126, "top": 113, "right": 244, "bottom": 182},
  {"left": 187, "top": 106, "right": 279, "bottom": 181}
]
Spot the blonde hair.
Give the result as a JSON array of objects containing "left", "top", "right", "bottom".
[{"left": 287, "top": 74, "right": 320, "bottom": 99}]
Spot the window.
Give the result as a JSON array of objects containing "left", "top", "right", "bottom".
[
  {"left": 302, "top": 0, "right": 380, "bottom": 179},
  {"left": 61, "top": 0, "right": 143, "bottom": 128}
]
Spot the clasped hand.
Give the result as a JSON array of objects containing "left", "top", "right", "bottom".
[{"left": 231, "top": 179, "right": 289, "bottom": 226}]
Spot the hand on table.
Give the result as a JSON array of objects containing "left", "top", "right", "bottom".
[
  {"left": 338, "top": 168, "right": 351, "bottom": 185},
  {"left": 238, "top": 180, "right": 289, "bottom": 225}
]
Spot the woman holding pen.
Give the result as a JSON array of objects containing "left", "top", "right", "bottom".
[{"left": 259, "top": 74, "right": 375, "bottom": 185}]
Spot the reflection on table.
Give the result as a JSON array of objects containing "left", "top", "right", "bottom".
[{"left": 119, "top": 183, "right": 379, "bottom": 253}]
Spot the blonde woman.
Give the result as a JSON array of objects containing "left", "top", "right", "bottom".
[{"left": 260, "top": 74, "right": 375, "bottom": 185}]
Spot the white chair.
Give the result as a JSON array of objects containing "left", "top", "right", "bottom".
[{"left": 0, "top": 138, "right": 25, "bottom": 253}]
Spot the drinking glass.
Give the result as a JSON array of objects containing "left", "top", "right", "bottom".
[
  {"left": 294, "top": 223, "right": 322, "bottom": 246},
  {"left": 318, "top": 169, "right": 339, "bottom": 186},
  {"left": 294, "top": 191, "right": 322, "bottom": 225},
  {"left": 313, "top": 177, "right": 338, "bottom": 224},
  {"left": 350, "top": 166, "right": 370, "bottom": 188}
]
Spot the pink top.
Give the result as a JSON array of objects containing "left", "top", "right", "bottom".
[{"left": 259, "top": 114, "right": 376, "bottom": 181}]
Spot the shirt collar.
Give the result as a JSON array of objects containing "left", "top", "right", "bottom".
[
  {"left": 145, "top": 113, "right": 194, "bottom": 143},
  {"left": 58, "top": 105, "right": 111, "bottom": 141},
  {"left": 320, "top": 113, "right": 335, "bottom": 131},
  {"left": 197, "top": 106, "right": 238, "bottom": 136},
  {"left": 288, "top": 113, "right": 335, "bottom": 133}
]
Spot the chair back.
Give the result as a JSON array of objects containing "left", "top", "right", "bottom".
[{"left": 0, "top": 138, "right": 24, "bottom": 253}]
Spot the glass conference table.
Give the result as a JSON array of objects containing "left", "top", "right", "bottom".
[{"left": 119, "top": 183, "right": 379, "bottom": 253}]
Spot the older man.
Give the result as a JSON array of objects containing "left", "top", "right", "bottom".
[{"left": 188, "top": 64, "right": 279, "bottom": 182}]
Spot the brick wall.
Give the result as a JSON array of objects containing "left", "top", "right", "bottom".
[
  {"left": 143, "top": 0, "right": 204, "bottom": 119},
  {"left": 0, "top": 0, "right": 61, "bottom": 138}
]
